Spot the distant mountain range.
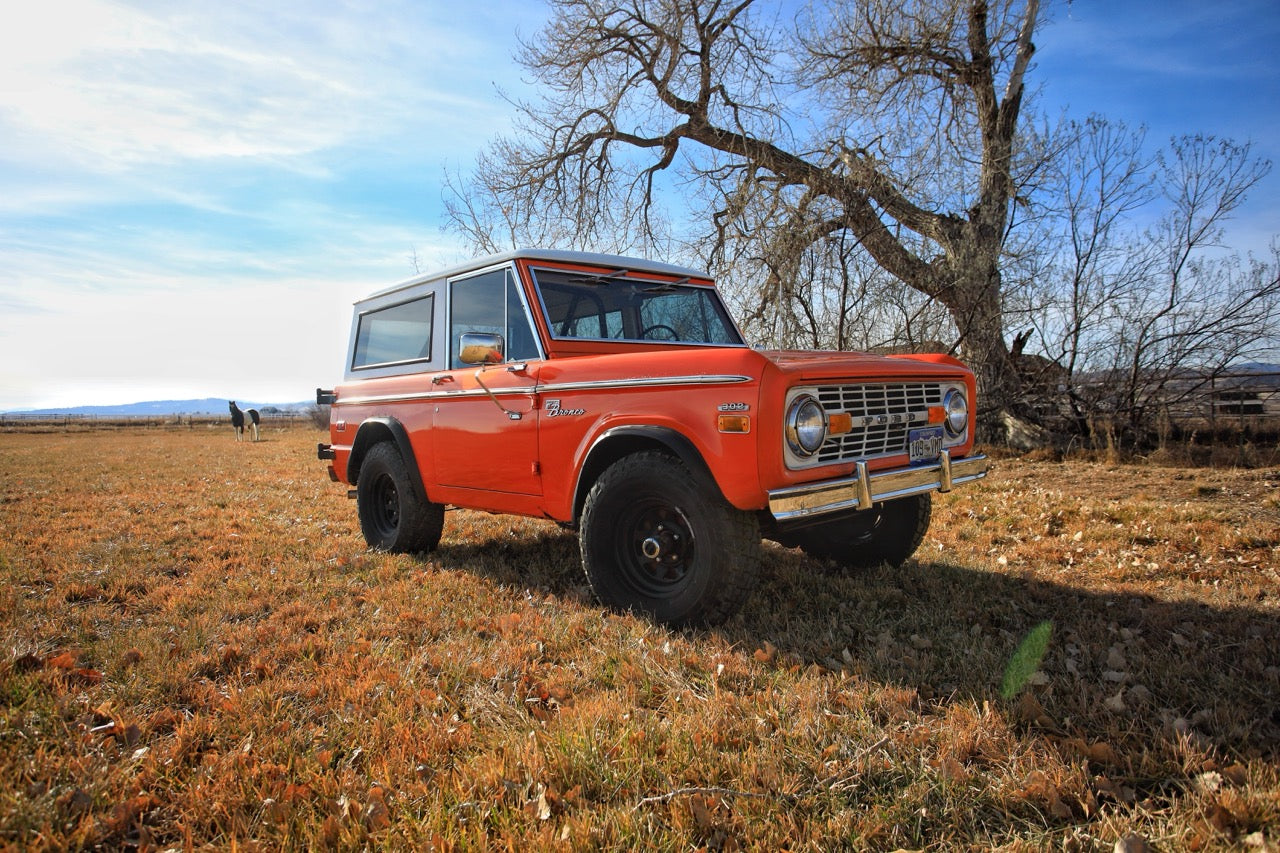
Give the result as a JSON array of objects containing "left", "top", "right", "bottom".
[{"left": 4, "top": 397, "right": 313, "bottom": 417}]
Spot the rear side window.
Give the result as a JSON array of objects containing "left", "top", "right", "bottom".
[{"left": 351, "top": 294, "right": 435, "bottom": 370}]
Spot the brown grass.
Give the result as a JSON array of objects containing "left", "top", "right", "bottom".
[{"left": 1, "top": 427, "right": 1277, "bottom": 850}]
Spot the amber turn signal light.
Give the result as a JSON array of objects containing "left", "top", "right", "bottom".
[
  {"left": 717, "top": 414, "right": 751, "bottom": 433},
  {"left": 928, "top": 406, "right": 946, "bottom": 424},
  {"left": 827, "top": 412, "right": 853, "bottom": 435}
]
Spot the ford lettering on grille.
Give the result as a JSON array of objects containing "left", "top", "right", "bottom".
[{"left": 812, "top": 382, "right": 945, "bottom": 464}]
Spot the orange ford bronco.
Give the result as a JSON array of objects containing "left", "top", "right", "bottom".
[{"left": 318, "top": 249, "right": 989, "bottom": 626}]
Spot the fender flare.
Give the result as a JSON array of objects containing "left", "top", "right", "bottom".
[
  {"left": 572, "top": 425, "right": 723, "bottom": 522},
  {"left": 348, "top": 417, "right": 431, "bottom": 504}
]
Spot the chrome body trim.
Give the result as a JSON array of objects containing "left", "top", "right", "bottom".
[
  {"left": 768, "top": 451, "right": 990, "bottom": 522},
  {"left": 334, "top": 374, "right": 753, "bottom": 406},
  {"left": 536, "top": 374, "right": 752, "bottom": 394}
]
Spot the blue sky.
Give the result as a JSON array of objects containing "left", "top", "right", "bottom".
[{"left": 1, "top": 0, "right": 1277, "bottom": 411}]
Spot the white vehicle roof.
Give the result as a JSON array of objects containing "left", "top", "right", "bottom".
[{"left": 360, "top": 248, "right": 709, "bottom": 303}]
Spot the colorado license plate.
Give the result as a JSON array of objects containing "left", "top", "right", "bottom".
[{"left": 908, "top": 426, "right": 944, "bottom": 463}]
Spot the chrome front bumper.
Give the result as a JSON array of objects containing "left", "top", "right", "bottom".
[{"left": 767, "top": 451, "right": 990, "bottom": 522}]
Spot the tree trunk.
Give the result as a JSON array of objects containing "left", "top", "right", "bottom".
[{"left": 935, "top": 260, "right": 1042, "bottom": 444}]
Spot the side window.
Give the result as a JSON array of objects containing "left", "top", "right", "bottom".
[
  {"left": 450, "top": 268, "right": 540, "bottom": 368},
  {"left": 351, "top": 294, "right": 434, "bottom": 370},
  {"left": 505, "top": 272, "right": 540, "bottom": 362}
]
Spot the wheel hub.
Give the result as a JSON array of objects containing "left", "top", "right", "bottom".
[
  {"left": 640, "top": 522, "right": 683, "bottom": 563},
  {"left": 615, "top": 503, "right": 696, "bottom": 592}
]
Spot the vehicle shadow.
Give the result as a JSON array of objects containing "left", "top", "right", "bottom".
[
  {"left": 425, "top": 530, "right": 1279, "bottom": 759},
  {"left": 731, "top": 547, "right": 1280, "bottom": 760}
]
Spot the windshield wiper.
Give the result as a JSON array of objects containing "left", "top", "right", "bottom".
[
  {"left": 641, "top": 277, "right": 690, "bottom": 294},
  {"left": 565, "top": 268, "right": 630, "bottom": 285}
]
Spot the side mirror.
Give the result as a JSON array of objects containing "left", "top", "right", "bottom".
[{"left": 459, "top": 332, "right": 506, "bottom": 365}]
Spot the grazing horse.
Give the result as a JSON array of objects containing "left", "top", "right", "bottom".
[{"left": 229, "top": 400, "right": 260, "bottom": 442}]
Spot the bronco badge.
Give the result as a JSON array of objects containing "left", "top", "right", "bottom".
[{"left": 545, "top": 399, "right": 586, "bottom": 418}]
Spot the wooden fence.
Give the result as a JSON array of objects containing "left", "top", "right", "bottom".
[{"left": 0, "top": 411, "right": 318, "bottom": 429}]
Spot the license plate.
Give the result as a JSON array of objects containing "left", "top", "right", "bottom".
[{"left": 908, "top": 426, "right": 944, "bottom": 463}]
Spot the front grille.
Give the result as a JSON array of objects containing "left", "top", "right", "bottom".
[{"left": 813, "top": 382, "right": 944, "bottom": 463}]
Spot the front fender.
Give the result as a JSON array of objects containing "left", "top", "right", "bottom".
[{"left": 571, "top": 425, "right": 723, "bottom": 523}]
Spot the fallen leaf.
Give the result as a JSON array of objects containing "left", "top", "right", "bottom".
[
  {"left": 1206, "top": 802, "right": 1237, "bottom": 833},
  {"left": 148, "top": 709, "right": 183, "bottom": 733},
  {"left": 1016, "top": 691, "right": 1057, "bottom": 730},
  {"left": 690, "top": 795, "right": 716, "bottom": 831},
  {"left": 1094, "top": 775, "right": 1136, "bottom": 804},
  {"left": 363, "top": 799, "right": 390, "bottom": 832},
  {"left": 46, "top": 652, "right": 76, "bottom": 670},
  {"left": 58, "top": 788, "right": 93, "bottom": 816},
  {"left": 1085, "top": 742, "right": 1121, "bottom": 766},
  {"left": 13, "top": 652, "right": 43, "bottom": 672},
  {"left": 531, "top": 784, "right": 551, "bottom": 821},
  {"left": 1114, "top": 834, "right": 1151, "bottom": 853},
  {"left": 754, "top": 641, "right": 777, "bottom": 663},
  {"left": 69, "top": 667, "right": 104, "bottom": 686},
  {"left": 937, "top": 756, "right": 970, "bottom": 784},
  {"left": 1221, "top": 764, "right": 1249, "bottom": 786},
  {"left": 321, "top": 815, "right": 341, "bottom": 846},
  {"left": 262, "top": 797, "right": 287, "bottom": 824}
]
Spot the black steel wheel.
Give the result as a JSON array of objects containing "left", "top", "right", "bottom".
[
  {"left": 356, "top": 442, "right": 444, "bottom": 553},
  {"left": 580, "top": 451, "right": 760, "bottom": 626}
]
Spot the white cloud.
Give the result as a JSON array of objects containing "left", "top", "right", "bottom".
[{"left": 0, "top": 0, "right": 534, "bottom": 173}]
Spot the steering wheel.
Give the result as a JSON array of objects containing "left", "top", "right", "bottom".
[{"left": 640, "top": 323, "right": 680, "bottom": 341}]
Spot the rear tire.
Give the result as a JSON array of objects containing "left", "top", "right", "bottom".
[
  {"left": 357, "top": 442, "right": 444, "bottom": 553},
  {"left": 580, "top": 452, "right": 760, "bottom": 627},
  {"left": 794, "top": 494, "right": 932, "bottom": 569}
]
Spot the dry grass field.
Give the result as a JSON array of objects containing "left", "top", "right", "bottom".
[{"left": 1, "top": 426, "right": 1277, "bottom": 851}]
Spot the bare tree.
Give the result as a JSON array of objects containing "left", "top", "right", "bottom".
[
  {"left": 447, "top": 0, "right": 1048, "bottom": 436},
  {"left": 1019, "top": 127, "right": 1279, "bottom": 444}
]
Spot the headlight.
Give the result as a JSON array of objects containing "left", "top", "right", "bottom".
[
  {"left": 943, "top": 388, "right": 968, "bottom": 437},
  {"left": 785, "top": 395, "right": 827, "bottom": 457}
]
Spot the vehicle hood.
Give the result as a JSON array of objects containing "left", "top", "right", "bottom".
[{"left": 754, "top": 348, "right": 973, "bottom": 382}]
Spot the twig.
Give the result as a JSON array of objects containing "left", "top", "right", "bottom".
[
  {"left": 633, "top": 735, "right": 892, "bottom": 811},
  {"left": 634, "top": 786, "right": 795, "bottom": 810}
]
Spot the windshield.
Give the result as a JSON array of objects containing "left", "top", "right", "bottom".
[{"left": 531, "top": 267, "right": 744, "bottom": 346}]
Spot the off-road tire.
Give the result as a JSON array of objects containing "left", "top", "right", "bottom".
[
  {"left": 356, "top": 442, "right": 445, "bottom": 553},
  {"left": 580, "top": 451, "right": 761, "bottom": 627},
  {"left": 796, "top": 493, "right": 932, "bottom": 569}
]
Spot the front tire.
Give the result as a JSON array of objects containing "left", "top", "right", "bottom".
[
  {"left": 356, "top": 442, "right": 444, "bottom": 553},
  {"left": 793, "top": 494, "right": 932, "bottom": 569},
  {"left": 580, "top": 452, "right": 760, "bottom": 627}
]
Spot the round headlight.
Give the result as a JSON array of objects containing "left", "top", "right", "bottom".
[
  {"left": 943, "top": 388, "right": 968, "bottom": 437},
  {"left": 786, "top": 396, "right": 827, "bottom": 457}
]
